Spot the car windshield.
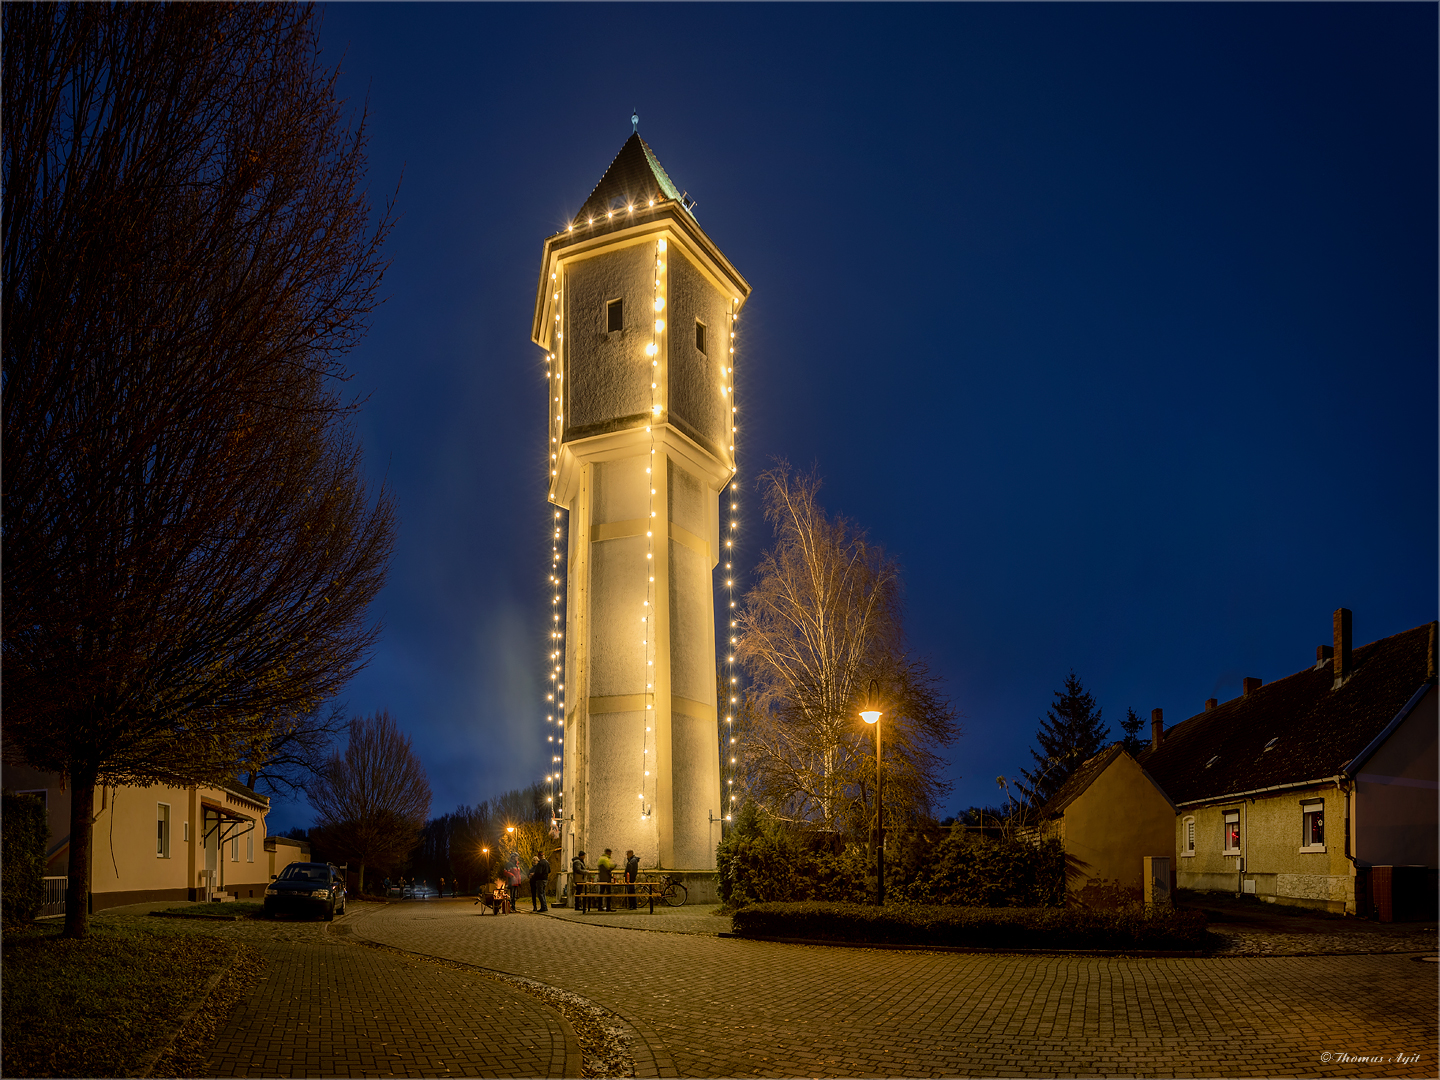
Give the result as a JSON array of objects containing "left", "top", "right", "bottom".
[{"left": 278, "top": 864, "right": 331, "bottom": 882}]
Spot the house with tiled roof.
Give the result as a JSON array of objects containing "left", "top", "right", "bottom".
[
  {"left": 1025, "top": 743, "right": 1176, "bottom": 903},
  {"left": 1138, "top": 610, "right": 1437, "bottom": 917}
]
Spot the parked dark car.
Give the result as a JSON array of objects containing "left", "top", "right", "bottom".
[{"left": 264, "top": 862, "right": 347, "bottom": 920}]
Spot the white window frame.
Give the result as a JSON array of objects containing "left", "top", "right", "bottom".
[
  {"left": 183, "top": 821, "right": 190, "bottom": 843},
  {"left": 1182, "top": 816, "right": 1196, "bottom": 856},
  {"left": 231, "top": 834, "right": 240, "bottom": 862},
  {"left": 1223, "top": 810, "right": 1241, "bottom": 856},
  {"left": 157, "top": 803, "right": 171, "bottom": 859},
  {"left": 1300, "top": 798, "right": 1326, "bottom": 852},
  {"left": 247, "top": 832, "right": 254, "bottom": 862}
]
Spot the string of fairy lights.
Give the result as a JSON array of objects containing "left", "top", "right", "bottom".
[
  {"left": 722, "top": 302, "right": 740, "bottom": 822},
  {"left": 638, "top": 237, "right": 668, "bottom": 820},
  {"left": 545, "top": 270, "right": 565, "bottom": 822}
]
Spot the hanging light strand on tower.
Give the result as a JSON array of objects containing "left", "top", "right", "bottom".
[
  {"left": 722, "top": 299, "right": 741, "bottom": 820},
  {"left": 639, "top": 237, "right": 668, "bottom": 819},
  {"left": 545, "top": 272, "right": 565, "bottom": 819}
]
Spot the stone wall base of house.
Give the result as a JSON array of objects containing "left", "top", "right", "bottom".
[
  {"left": 1261, "top": 892, "right": 1349, "bottom": 915},
  {"left": 1179, "top": 870, "right": 1354, "bottom": 914}
]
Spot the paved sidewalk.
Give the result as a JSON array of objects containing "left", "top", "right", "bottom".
[
  {"left": 542, "top": 899, "right": 732, "bottom": 935},
  {"left": 97, "top": 906, "right": 580, "bottom": 1078},
  {"left": 349, "top": 899, "right": 1439, "bottom": 1078}
]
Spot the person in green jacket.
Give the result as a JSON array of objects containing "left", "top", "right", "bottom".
[{"left": 596, "top": 849, "right": 615, "bottom": 911}]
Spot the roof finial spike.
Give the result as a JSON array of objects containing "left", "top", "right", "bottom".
[{"left": 631, "top": 109, "right": 639, "bottom": 134}]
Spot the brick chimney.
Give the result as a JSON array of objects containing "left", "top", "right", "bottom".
[
  {"left": 1333, "top": 607, "right": 1352, "bottom": 688},
  {"left": 1150, "top": 708, "right": 1164, "bottom": 751},
  {"left": 1316, "top": 645, "right": 1333, "bottom": 663},
  {"left": 1242, "top": 677, "right": 1262, "bottom": 696},
  {"left": 1205, "top": 698, "right": 1217, "bottom": 711}
]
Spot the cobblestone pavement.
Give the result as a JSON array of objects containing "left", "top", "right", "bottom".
[
  {"left": 542, "top": 899, "right": 733, "bottom": 935},
  {"left": 1210, "top": 924, "right": 1437, "bottom": 956},
  {"left": 99, "top": 907, "right": 579, "bottom": 1078},
  {"left": 349, "top": 899, "right": 1439, "bottom": 1078}
]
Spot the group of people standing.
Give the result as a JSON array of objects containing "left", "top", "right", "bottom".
[
  {"left": 477, "top": 851, "right": 551, "bottom": 914},
  {"left": 465, "top": 846, "right": 650, "bottom": 915},
  {"left": 570, "top": 847, "right": 641, "bottom": 911}
]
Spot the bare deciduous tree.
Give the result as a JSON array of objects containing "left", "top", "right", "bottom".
[
  {"left": 1, "top": 3, "right": 396, "bottom": 936},
  {"left": 308, "top": 711, "right": 431, "bottom": 894},
  {"left": 735, "top": 464, "right": 959, "bottom": 838},
  {"left": 242, "top": 703, "right": 349, "bottom": 801}
]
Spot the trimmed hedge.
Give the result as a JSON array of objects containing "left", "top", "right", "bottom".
[
  {"left": 730, "top": 901, "right": 1208, "bottom": 951},
  {"left": 2, "top": 790, "right": 49, "bottom": 926}
]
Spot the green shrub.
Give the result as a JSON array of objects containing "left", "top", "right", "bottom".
[
  {"left": 731, "top": 900, "right": 1208, "bottom": 951},
  {"left": 894, "top": 828, "right": 1065, "bottom": 907},
  {"left": 2, "top": 790, "right": 49, "bottom": 926},
  {"left": 718, "top": 804, "right": 872, "bottom": 908}
]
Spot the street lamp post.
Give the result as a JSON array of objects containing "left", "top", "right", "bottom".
[
  {"left": 860, "top": 678, "right": 884, "bottom": 906},
  {"left": 482, "top": 846, "right": 490, "bottom": 887}
]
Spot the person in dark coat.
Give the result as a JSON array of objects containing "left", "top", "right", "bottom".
[
  {"left": 624, "top": 850, "right": 640, "bottom": 909},
  {"left": 529, "top": 854, "right": 551, "bottom": 912}
]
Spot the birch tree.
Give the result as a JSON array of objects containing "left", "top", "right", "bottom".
[{"left": 735, "top": 465, "right": 958, "bottom": 837}]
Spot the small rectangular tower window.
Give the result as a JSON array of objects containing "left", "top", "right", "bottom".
[
  {"left": 695, "top": 320, "right": 707, "bottom": 354},
  {"left": 1223, "top": 810, "right": 1241, "bottom": 854},
  {"left": 606, "top": 298, "right": 624, "bottom": 333}
]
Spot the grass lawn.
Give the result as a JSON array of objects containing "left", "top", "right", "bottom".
[
  {"left": 1, "top": 919, "right": 240, "bottom": 1078},
  {"left": 152, "top": 900, "right": 266, "bottom": 919}
]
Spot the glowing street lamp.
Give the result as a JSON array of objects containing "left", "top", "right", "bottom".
[{"left": 860, "top": 678, "right": 884, "bottom": 905}]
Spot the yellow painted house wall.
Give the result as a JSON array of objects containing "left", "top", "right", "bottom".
[
  {"left": 0, "top": 763, "right": 271, "bottom": 910},
  {"left": 1060, "top": 752, "right": 1175, "bottom": 895},
  {"left": 1176, "top": 786, "right": 1352, "bottom": 912}
]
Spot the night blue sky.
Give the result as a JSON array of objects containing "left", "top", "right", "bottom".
[{"left": 271, "top": 3, "right": 1437, "bottom": 831}]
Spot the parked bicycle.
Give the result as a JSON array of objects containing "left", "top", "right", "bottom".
[{"left": 658, "top": 874, "right": 687, "bottom": 907}]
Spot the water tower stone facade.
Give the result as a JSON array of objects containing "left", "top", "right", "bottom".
[{"left": 532, "top": 133, "right": 749, "bottom": 876}]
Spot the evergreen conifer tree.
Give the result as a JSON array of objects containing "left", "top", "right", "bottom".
[
  {"left": 1017, "top": 671, "right": 1110, "bottom": 807},
  {"left": 1119, "top": 707, "right": 1148, "bottom": 757}
]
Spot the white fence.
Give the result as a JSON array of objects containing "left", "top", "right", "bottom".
[{"left": 40, "top": 876, "right": 67, "bottom": 918}]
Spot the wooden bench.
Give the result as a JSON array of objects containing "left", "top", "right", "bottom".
[{"left": 571, "top": 880, "right": 663, "bottom": 914}]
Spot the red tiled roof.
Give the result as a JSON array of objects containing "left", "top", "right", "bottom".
[{"left": 1138, "top": 622, "right": 1436, "bottom": 806}]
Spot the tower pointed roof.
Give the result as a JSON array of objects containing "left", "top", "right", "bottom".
[{"left": 573, "top": 133, "right": 692, "bottom": 225}]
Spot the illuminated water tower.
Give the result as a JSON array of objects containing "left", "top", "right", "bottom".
[{"left": 533, "top": 127, "right": 749, "bottom": 875}]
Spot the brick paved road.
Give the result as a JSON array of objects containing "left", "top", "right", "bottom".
[
  {"left": 195, "top": 911, "right": 578, "bottom": 1077},
  {"left": 350, "top": 899, "right": 1438, "bottom": 1078}
]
